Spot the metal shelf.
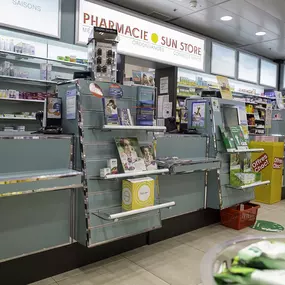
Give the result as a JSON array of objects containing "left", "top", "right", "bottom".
[
  {"left": 91, "top": 169, "right": 169, "bottom": 180},
  {"left": 0, "top": 98, "right": 45, "bottom": 103},
  {"left": 101, "top": 125, "right": 166, "bottom": 132},
  {"left": 226, "top": 180, "right": 270, "bottom": 190},
  {"left": 0, "top": 49, "right": 87, "bottom": 68},
  {"left": 0, "top": 75, "right": 57, "bottom": 86},
  {"left": 0, "top": 184, "right": 83, "bottom": 198},
  {"left": 0, "top": 116, "right": 36, "bottom": 120},
  {"left": 92, "top": 201, "right": 176, "bottom": 222},
  {"left": 226, "top": 148, "right": 264, "bottom": 153},
  {"left": 0, "top": 169, "right": 82, "bottom": 184}
]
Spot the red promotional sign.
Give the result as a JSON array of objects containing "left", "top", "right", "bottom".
[
  {"left": 273, "top": 157, "right": 283, "bottom": 169},
  {"left": 252, "top": 153, "right": 270, "bottom": 172}
]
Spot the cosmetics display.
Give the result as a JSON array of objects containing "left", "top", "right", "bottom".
[
  {"left": 88, "top": 27, "right": 118, "bottom": 82},
  {"left": 0, "top": 38, "right": 35, "bottom": 55},
  {"left": 0, "top": 89, "right": 54, "bottom": 101}
]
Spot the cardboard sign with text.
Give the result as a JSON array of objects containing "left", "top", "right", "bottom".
[
  {"left": 216, "top": 75, "right": 233, "bottom": 100},
  {"left": 273, "top": 157, "right": 283, "bottom": 169},
  {"left": 252, "top": 153, "right": 270, "bottom": 172}
]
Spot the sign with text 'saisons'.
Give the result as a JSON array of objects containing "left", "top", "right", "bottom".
[
  {"left": 77, "top": 0, "right": 205, "bottom": 71},
  {"left": 0, "top": 0, "right": 61, "bottom": 38}
]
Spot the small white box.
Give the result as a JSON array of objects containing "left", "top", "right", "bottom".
[
  {"left": 107, "top": 159, "right": 118, "bottom": 174},
  {"left": 100, "top": 168, "right": 111, "bottom": 178}
]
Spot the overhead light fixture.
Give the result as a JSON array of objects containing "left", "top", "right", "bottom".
[
  {"left": 220, "top": 16, "right": 233, "bottom": 21},
  {"left": 256, "top": 31, "right": 266, "bottom": 36},
  {"left": 190, "top": 0, "right": 198, "bottom": 8}
]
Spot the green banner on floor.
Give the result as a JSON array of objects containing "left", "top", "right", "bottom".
[{"left": 250, "top": 220, "right": 284, "bottom": 232}]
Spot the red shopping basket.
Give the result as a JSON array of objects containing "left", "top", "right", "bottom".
[{"left": 220, "top": 203, "right": 260, "bottom": 230}]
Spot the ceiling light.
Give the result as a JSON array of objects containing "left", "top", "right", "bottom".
[
  {"left": 256, "top": 31, "right": 266, "bottom": 36},
  {"left": 220, "top": 16, "right": 233, "bottom": 21},
  {"left": 190, "top": 0, "right": 197, "bottom": 8}
]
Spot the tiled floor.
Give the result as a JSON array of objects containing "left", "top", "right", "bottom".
[{"left": 29, "top": 201, "right": 285, "bottom": 285}]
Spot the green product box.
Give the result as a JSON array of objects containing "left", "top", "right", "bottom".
[
  {"left": 219, "top": 127, "right": 236, "bottom": 152},
  {"left": 229, "top": 126, "right": 248, "bottom": 150}
]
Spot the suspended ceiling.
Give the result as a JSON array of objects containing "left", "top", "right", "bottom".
[{"left": 104, "top": 0, "right": 285, "bottom": 60}]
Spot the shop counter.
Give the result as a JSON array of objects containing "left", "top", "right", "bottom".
[{"left": 0, "top": 134, "right": 82, "bottom": 261}]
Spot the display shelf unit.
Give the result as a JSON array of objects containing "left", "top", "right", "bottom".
[
  {"left": 0, "top": 97, "right": 45, "bottom": 103},
  {"left": 0, "top": 134, "right": 82, "bottom": 261},
  {"left": 0, "top": 50, "right": 87, "bottom": 68},
  {"left": 0, "top": 169, "right": 82, "bottom": 184},
  {"left": 0, "top": 75, "right": 57, "bottom": 86},
  {"left": 91, "top": 169, "right": 170, "bottom": 180},
  {"left": 161, "top": 157, "right": 221, "bottom": 175},
  {"left": 59, "top": 80, "right": 174, "bottom": 248},
  {"left": 226, "top": 180, "right": 270, "bottom": 190},
  {"left": 226, "top": 148, "right": 264, "bottom": 153},
  {"left": 0, "top": 116, "right": 36, "bottom": 120},
  {"left": 101, "top": 125, "right": 166, "bottom": 132},
  {"left": 93, "top": 202, "right": 176, "bottom": 222},
  {"left": 185, "top": 97, "right": 270, "bottom": 210}
]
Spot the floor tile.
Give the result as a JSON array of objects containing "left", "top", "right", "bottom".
[
  {"left": 102, "top": 255, "right": 169, "bottom": 285},
  {"left": 56, "top": 266, "right": 114, "bottom": 285},
  {"left": 175, "top": 224, "right": 237, "bottom": 253},
  {"left": 28, "top": 278, "right": 55, "bottom": 285},
  {"left": 125, "top": 240, "right": 204, "bottom": 285}
]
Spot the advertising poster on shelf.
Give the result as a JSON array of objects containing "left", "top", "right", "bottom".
[
  {"left": 265, "top": 104, "right": 272, "bottom": 129},
  {"left": 191, "top": 102, "right": 206, "bottom": 128},
  {"left": 159, "top": 77, "right": 169, "bottom": 94},
  {"left": 66, "top": 88, "right": 77, "bottom": 120},
  {"left": 216, "top": 75, "right": 233, "bottom": 100}
]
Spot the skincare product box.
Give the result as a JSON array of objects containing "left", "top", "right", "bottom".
[
  {"left": 122, "top": 177, "right": 154, "bottom": 211},
  {"left": 100, "top": 168, "right": 111, "bottom": 178},
  {"left": 107, "top": 159, "right": 118, "bottom": 174}
]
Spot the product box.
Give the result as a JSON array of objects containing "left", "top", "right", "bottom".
[
  {"left": 229, "top": 126, "right": 248, "bottom": 150},
  {"left": 107, "top": 159, "right": 118, "bottom": 174},
  {"left": 122, "top": 177, "right": 154, "bottom": 211},
  {"left": 219, "top": 127, "right": 236, "bottom": 152},
  {"left": 100, "top": 168, "right": 111, "bottom": 178}
]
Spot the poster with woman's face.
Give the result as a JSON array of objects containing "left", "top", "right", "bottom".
[
  {"left": 140, "top": 145, "right": 157, "bottom": 170},
  {"left": 115, "top": 138, "right": 146, "bottom": 172}
]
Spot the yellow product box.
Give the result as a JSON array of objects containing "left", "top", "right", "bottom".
[{"left": 122, "top": 177, "right": 154, "bottom": 211}]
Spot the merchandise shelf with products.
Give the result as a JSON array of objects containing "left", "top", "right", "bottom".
[
  {"left": 185, "top": 97, "right": 271, "bottom": 210},
  {"left": 0, "top": 28, "right": 88, "bottom": 133},
  {"left": 58, "top": 80, "right": 175, "bottom": 248}
]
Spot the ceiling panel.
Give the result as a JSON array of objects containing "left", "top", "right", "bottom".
[
  {"left": 220, "top": 0, "right": 285, "bottom": 36},
  {"left": 246, "top": 0, "right": 285, "bottom": 22},
  {"left": 107, "top": 0, "right": 194, "bottom": 20},
  {"left": 173, "top": 5, "right": 278, "bottom": 46}
]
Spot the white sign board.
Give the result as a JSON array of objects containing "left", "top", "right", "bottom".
[
  {"left": 211, "top": 43, "right": 236, "bottom": 78},
  {"left": 0, "top": 0, "right": 61, "bottom": 38},
  {"left": 260, "top": 59, "right": 277, "bottom": 88},
  {"left": 238, "top": 52, "right": 258, "bottom": 84},
  {"left": 77, "top": 0, "right": 205, "bottom": 70}
]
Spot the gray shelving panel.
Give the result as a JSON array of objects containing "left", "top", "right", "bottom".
[{"left": 0, "top": 135, "right": 81, "bottom": 261}]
